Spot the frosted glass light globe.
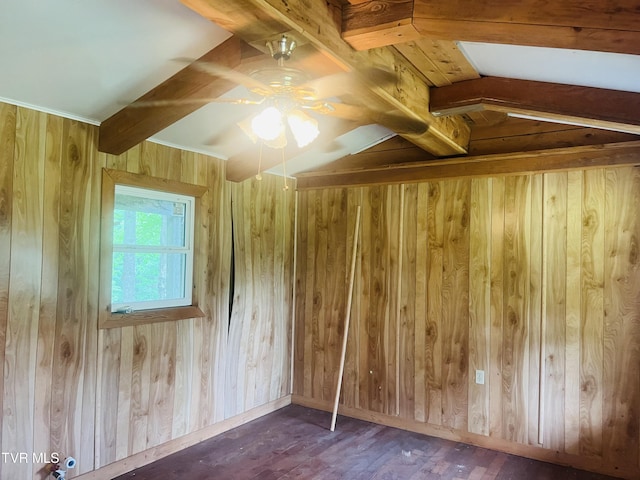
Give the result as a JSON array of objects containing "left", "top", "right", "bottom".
[{"left": 251, "top": 106, "right": 284, "bottom": 141}]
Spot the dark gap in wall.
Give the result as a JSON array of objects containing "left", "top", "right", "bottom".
[{"left": 228, "top": 198, "right": 235, "bottom": 331}]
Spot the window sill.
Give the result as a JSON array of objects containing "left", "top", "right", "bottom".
[{"left": 99, "top": 305, "right": 206, "bottom": 329}]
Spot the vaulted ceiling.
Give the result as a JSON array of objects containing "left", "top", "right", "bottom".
[
  {"left": 4, "top": 0, "right": 640, "bottom": 186},
  {"left": 98, "top": 0, "right": 640, "bottom": 185}
]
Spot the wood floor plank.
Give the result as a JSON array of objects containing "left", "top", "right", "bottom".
[{"left": 113, "top": 405, "right": 620, "bottom": 480}]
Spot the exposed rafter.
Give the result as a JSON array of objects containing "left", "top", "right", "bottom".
[
  {"left": 99, "top": 36, "right": 247, "bottom": 156},
  {"left": 295, "top": 141, "right": 640, "bottom": 189},
  {"left": 180, "top": 0, "right": 471, "bottom": 158},
  {"left": 342, "top": 0, "right": 419, "bottom": 50},
  {"left": 343, "top": 0, "right": 640, "bottom": 55},
  {"left": 429, "top": 77, "right": 640, "bottom": 136}
]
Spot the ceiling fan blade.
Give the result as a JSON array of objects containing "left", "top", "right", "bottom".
[
  {"left": 181, "top": 58, "right": 274, "bottom": 95},
  {"left": 127, "top": 97, "right": 265, "bottom": 108},
  {"left": 312, "top": 102, "right": 427, "bottom": 135},
  {"left": 299, "top": 67, "right": 398, "bottom": 100}
]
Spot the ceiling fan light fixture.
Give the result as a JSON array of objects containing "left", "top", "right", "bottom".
[
  {"left": 286, "top": 109, "right": 320, "bottom": 148},
  {"left": 251, "top": 106, "right": 285, "bottom": 141},
  {"left": 263, "top": 128, "right": 288, "bottom": 150}
]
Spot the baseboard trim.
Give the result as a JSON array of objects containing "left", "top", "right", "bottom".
[
  {"left": 74, "top": 395, "right": 292, "bottom": 480},
  {"left": 291, "top": 395, "right": 637, "bottom": 480}
]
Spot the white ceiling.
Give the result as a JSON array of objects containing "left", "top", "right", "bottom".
[
  {"left": 458, "top": 42, "right": 640, "bottom": 94},
  {"left": 2, "top": 0, "right": 639, "bottom": 175}
]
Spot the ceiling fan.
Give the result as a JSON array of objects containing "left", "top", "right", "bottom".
[{"left": 135, "top": 35, "right": 427, "bottom": 151}]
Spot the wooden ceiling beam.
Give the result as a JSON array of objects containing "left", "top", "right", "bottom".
[
  {"left": 295, "top": 141, "right": 640, "bottom": 189},
  {"left": 99, "top": 36, "right": 251, "bottom": 156},
  {"left": 180, "top": 0, "right": 470, "bottom": 158},
  {"left": 430, "top": 77, "right": 640, "bottom": 136},
  {"left": 343, "top": 0, "right": 640, "bottom": 55},
  {"left": 341, "top": 0, "right": 422, "bottom": 50}
]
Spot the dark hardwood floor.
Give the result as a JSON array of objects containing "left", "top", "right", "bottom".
[{"left": 113, "top": 404, "right": 620, "bottom": 480}]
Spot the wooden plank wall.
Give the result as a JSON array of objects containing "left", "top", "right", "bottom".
[
  {"left": 0, "top": 103, "right": 294, "bottom": 478},
  {"left": 226, "top": 177, "right": 295, "bottom": 417},
  {"left": 293, "top": 168, "right": 640, "bottom": 478}
]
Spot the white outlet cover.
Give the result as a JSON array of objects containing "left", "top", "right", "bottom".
[{"left": 475, "top": 370, "right": 485, "bottom": 385}]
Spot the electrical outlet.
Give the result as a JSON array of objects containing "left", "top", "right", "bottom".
[{"left": 475, "top": 370, "right": 485, "bottom": 385}]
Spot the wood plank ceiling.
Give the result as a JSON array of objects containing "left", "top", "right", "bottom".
[{"left": 98, "top": 0, "right": 640, "bottom": 185}]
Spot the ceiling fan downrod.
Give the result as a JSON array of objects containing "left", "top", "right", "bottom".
[{"left": 267, "top": 35, "right": 297, "bottom": 66}]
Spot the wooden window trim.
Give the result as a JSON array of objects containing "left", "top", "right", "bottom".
[{"left": 99, "top": 168, "right": 207, "bottom": 329}]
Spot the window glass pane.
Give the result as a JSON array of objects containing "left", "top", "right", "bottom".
[
  {"left": 113, "top": 192, "right": 186, "bottom": 248},
  {"left": 112, "top": 252, "right": 187, "bottom": 304}
]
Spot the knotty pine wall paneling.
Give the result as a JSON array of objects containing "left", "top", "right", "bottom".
[
  {"left": 0, "top": 103, "right": 15, "bottom": 478},
  {"left": 603, "top": 168, "right": 640, "bottom": 468},
  {"left": 226, "top": 176, "right": 295, "bottom": 417},
  {"left": 293, "top": 167, "right": 640, "bottom": 479},
  {"left": 0, "top": 102, "right": 294, "bottom": 479}
]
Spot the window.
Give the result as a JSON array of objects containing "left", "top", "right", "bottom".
[
  {"left": 99, "top": 169, "right": 206, "bottom": 329},
  {"left": 111, "top": 185, "right": 194, "bottom": 312}
]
